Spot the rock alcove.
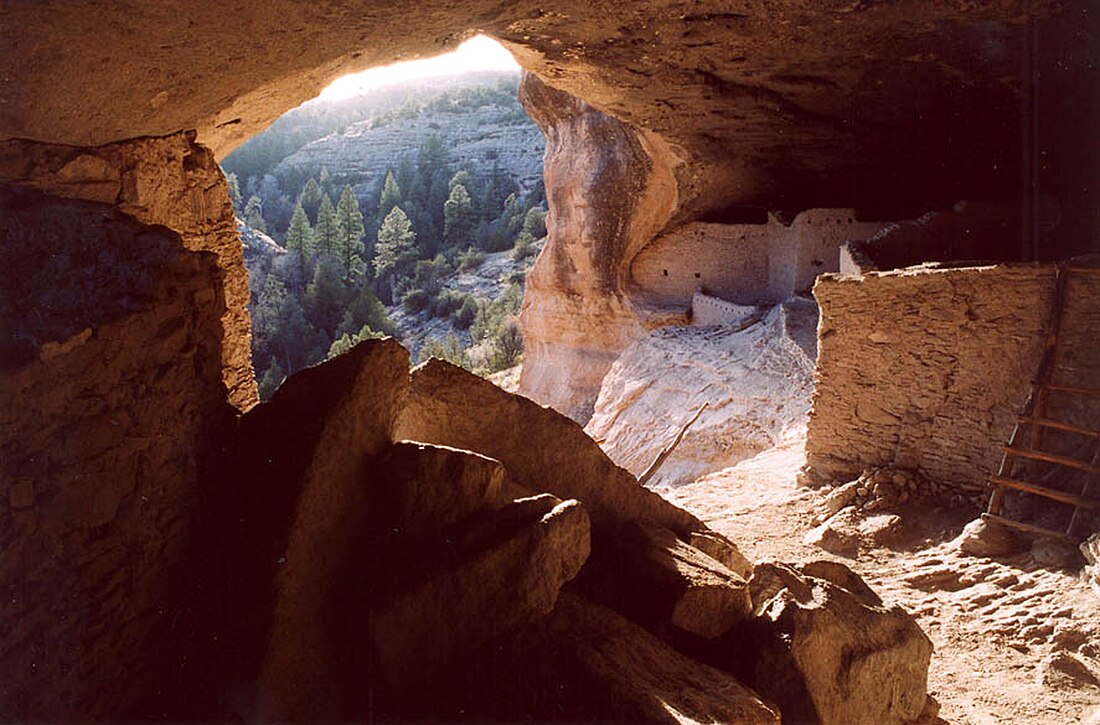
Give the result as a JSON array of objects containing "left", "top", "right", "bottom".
[{"left": 1, "top": 1, "right": 1097, "bottom": 722}]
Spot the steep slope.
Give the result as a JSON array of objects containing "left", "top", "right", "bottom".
[
  {"left": 586, "top": 298, "right": 818, "bottom": 488},
  {"left": 273, "top": 78, "right": 544, "bottom": 199}
]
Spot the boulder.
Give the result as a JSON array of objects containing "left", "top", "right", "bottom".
[
  {"left": 1036, "top": 652, "right": 1100, "bottom": 689},
  {"left": 574, "top": 521, "right": 752, "bottom": 640},
  {"left": 803, "top": 518, "right": 860, "bottom": 557},
  {"left": 258, "top": 431, "right": 591, "bottom": 720},
  {"left": 819, "top": 480, "right": 862, "bottom": 518},
  {"left": 190, "top": 338, "right": 411, "bottom": 720},
  {"left": 730, "top": 561, "right": 932, "bottom": 725},
  {"left": 395, "top": 358, "right": 738, "bottom": 547},
  {"left": 584, "top": 300, "right": 818, "bottom": 487},
  {"left": 367, "top": 440, "right": 529, "bottom": 534},
  {"left": 953, "top": 517, "right": 1025, "bottom": 558},
  {"left": 365, "top": 494, "right": 591, "bottom": 708},
  {"left": 460, "top": 593, "right": 780, "bottom": 724}
]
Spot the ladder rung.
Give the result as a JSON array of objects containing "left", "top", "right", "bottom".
[
  {"left": 1066, "top": 266, "right": 1100, "bottom": 277},
  {"left": 1042, "top": 383, "right": 1100, "bottom": 397},
  {"left": 1019, "top": 416, "right": 1100, "bottom": 439},
  {"left": 1000, "top": 446, "right": 1100, "bottom": 473},
  {"left": 989, "top": 474, "right": 1100, "bottom": 508},
  {"left": 980, "top": 512, "right": 1068, "bottom": 541}
]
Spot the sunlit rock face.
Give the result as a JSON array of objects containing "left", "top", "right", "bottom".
[{"left": 518, "top": 73, "right": 680, "bottom": 420}]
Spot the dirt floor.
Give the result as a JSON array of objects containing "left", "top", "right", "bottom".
[{"left": 657, "top": 429, "right": 1100, "bottom": 725}]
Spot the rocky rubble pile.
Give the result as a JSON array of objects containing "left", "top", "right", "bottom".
[
  {"left": 187, "top": 339, "right": 936, "bottom": 723},
  {"left": 803, "top": 467, "right": 988, "bottom": 557}
]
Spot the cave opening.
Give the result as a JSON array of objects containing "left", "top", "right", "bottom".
[{"left": 220, "top": 35, "right": 546, "bottom": 400}]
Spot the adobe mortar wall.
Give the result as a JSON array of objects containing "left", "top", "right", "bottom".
[
  {"left": 630, "top": 210, "right": 888, "bottom": 307},
  {"left": 805, "top": 264, "right": 1061, "bottom": 493}
]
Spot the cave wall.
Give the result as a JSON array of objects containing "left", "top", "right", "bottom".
[
  {"left": 840, "top": 202, "right": 1023, "bottom": 274},
  {"left": 0, "top": 1, "right": 1094, "bottom": 717},
  {"left": 0, "top": 188, "right": 232, "bottom": 719},
  {"left": 0, "top": 134, "right": 251, "bottom": 720},
  {"left": 805, "top": 263, "right": 1100, "bottom": 494}
]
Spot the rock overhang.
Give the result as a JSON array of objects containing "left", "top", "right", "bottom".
[{"left": 0, "top": 1, "right": 1090, "bottom": 217}]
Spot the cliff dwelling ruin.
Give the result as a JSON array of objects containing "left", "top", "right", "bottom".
[{"left": 1, "top": 2, "right": 1099, "bottom": 723}]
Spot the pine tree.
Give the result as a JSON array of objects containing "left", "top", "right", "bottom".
[
  {"left": 313, "top": 194, "right": 339, "bottom": 257},
  {"left": 224, "top": 171, "right": 243, "bottom": 212},
  {"left": 285, "top": 200, "right": 314, "bottom": 256},
  {"left": 334, "top": 185, "right": 366, "bottom": 282},
  {"left": 258, "top": 358, "right": 286, "bottom": 401},
  {"left": 379, "top": 170, "right": 402, "bottom": 218},
  {"left": 522, "top": 206, "right": 548, "bottom": 239},
  {"left": 318, "top": 166, "right": 334, "bottom": 199},
  {"left": 444, "top": 182, "right": 476, "bottom": 249},
  {"left": 327, "top": 325, "right": 384, "bottom": 360},
  {"left": 339, "top": 288, "right": 395, "bottom": 338},
  {"left": 243, "top": 195, "right": 267, "bottom": 233},
  {"left": 448, "top": 170, "right": 472, "bottom": 195},
  {"left": 304, "top": 256, "right": 348, "bottom": 337},
  {"left": 299, "top": 178, "right": 324, "bottom": 222},
  {"left": 374, "top": 206, "right": 418, "bottom": 288}
]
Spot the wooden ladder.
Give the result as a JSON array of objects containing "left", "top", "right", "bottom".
[{"left": 984, "top": 263, "right": 1100, "bottom": 542}]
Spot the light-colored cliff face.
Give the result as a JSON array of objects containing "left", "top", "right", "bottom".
[
  {"left": 586, "top": 299, "right": 818, "bottom": 488},
  {"left": 517, "top": 74, "right": 681, "bottom": 421}
]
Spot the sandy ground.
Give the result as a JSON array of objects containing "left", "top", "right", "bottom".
[{"left": 657, "top": 432, "right": 1100, "bottom": 725}]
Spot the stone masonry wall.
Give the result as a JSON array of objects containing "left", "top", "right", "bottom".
[
  {"left": 0, "top": 187, "right": 232, "bottom": 719},
  {"left": 805, "top": 264, "right": 1059, "bottom": 493},
  {"left": 0, "top": 133, "right": 256, "bottom": 410},
  {"left": 630, "top": 210, "right": 888, "bottom": 308},
  {"left": 691, "top": 291, "right": 758, "bottom": 327}
]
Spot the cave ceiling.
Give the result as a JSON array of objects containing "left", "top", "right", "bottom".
[{"left": 0, "top": 0, "right": 1089, "bottom": 215}]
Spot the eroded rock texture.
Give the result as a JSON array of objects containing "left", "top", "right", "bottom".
[
  {"left": 0, "top": 0, "right": 1090, "bottom": 720},
  {"left": 0, "top": 188, "right": 232, "bottom": 719},
  {"left": 518, "top": 73, "right": 680, "bottom": 419},
  {"left": 1, "top": 1, "right": 1090, "bottom": 226},
  {"left": 0, "top": 134, "right": 256, "bottom": 409},
  {"left": 3, "top": 1, "right": 1092, "bottom": 418},
  {"left": 586, "top": 299, "right": 818, "bottom": 486}
]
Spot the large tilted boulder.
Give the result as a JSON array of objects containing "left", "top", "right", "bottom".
[
  {"left": 728, "top": 561, "right": 933, "bottom": 725},
  {"left": 395, "top": 358, "right": 740, "bottom": 549},
  {"left": 357, "top": 488, "right": 591, "bottom": 718},
  {"left": 218, "top": 344, "right": 600, "bottom": 721},
  {"left": 191, "top": 341, "right": 931, "bottom": 724},
  {"left": 574, "top": 521, "right": 752, "bottom": 640},
  {"left": 454, "top": 593, "right": 781, "bottom": 724},
  {"left": 237, "top": 339, "right": 413, "bottom": 720}
]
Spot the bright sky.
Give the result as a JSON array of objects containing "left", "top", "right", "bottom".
[{"left": 319, "top": 35, "right": 520, "bottom": 100}]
